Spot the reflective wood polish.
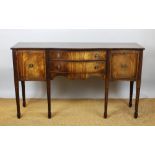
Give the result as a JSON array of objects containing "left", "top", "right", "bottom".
[{"left": 11, "top": 42, "right": 144, "bottom": 119}]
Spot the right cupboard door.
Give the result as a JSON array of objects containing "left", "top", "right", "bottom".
[{"left": 110, "top": 50, "right": 139, "bottom": 80}]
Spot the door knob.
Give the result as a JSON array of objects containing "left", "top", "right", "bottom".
[{"left": 28, "top": 64, "right": 34, "bottom": 68}]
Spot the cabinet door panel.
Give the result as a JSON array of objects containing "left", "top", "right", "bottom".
[
  {"left": 110, "top": 51, "right": 139, "bottom": 80},
  {"left": 17, "top": 50, "right": 46, "bottom": 80}
]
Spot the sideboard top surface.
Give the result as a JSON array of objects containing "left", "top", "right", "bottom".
[{"left": 11, "top": 42, "right": 145, "bottom": 50}]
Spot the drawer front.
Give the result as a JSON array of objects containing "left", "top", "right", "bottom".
[
  {"left": 49, "top": 61, "right": 105, "bottom": 74},
  {"left": 16, "top": 50, "right": 46, "bottom": 80},
  {"left": 110, "top": 51, "right": 139, "bottom": 80},
  {"left": 49, "top": 50, "right": 106, "bottom": 60}
]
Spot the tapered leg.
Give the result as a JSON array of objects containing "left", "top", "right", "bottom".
[
  {"left": 21, "top": 81, "right": 26, "bottom": 107},
  {"left": 129, "top": 81, "right": 134, "bottom": 107},
  {"left": 104, "top": 80, "right": 109, "bottom": 118},
  {"left": 14, "top": 80, "right": 21, "bottom": 118},
  {"left": 134, "top": 51, "right": 143, "bottom": 118},
  {"left": 47, "top": 80, "right": 51, "bottom": 118},
  {"left": 104, "top": 51, "right": 110, "bottom": 118},
  {"left": 134, "top": 81, "right": 141, "bottom": 118}
]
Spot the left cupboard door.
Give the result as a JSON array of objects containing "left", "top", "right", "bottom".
[{"left": 16, "top": 50, "right": 46, "bottom": 80}]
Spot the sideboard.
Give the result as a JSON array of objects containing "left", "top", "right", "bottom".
[{"left": 11, "top": 42, "right": 144, "bottom": 119}]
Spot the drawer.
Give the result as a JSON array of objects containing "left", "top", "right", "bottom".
[
  {"left": 110, "top": 50, "right": 139, "bottom": 80},
  {"left": 49, "top": 50, "right": 106, "bottom": 60},
  {"left": 49, "top": 61, "right": 105, "bottom": 74},
  {"left": 16, "top": 50, "right": 46, "bottom": 80}
]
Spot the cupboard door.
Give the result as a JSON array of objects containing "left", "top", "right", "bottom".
[
  {"left": 110, "top": 51, "right": 139, "bottom": 80},
  {"left": 17, "top": 50, "right": 46, "bottom": 80}
]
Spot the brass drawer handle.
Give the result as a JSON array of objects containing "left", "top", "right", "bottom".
[
  {"left": 57, "top": 64, "right": 61, "bottom": 70},
  {"left": 95, "top": 53, "right": 100, "bottom": 58},
  {"left": 57, "top": 53, "right": 60, "bottom": 58},
  {"left": 28, "top": 64, "right": 34, "bottom": 68},
  {"left": 94, "top": 65, "right": 99, "bottom": 69},
  {"left": 94, "top": 62, "right": 105, "bottom": 69}
]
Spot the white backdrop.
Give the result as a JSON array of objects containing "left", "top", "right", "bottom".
[{"left": 0, "top": 29, "right": 154, "bottom": 98}]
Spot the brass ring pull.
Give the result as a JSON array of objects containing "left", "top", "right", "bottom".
[
  {"left": 28, "top": 64, "right": 34, "bottom": 68},
  {"left": 57, "top": 53, "right": 60, "bottom": 58},
  {"left": 57, "top": 64, "right": 61, "bottom": 70},
  {"left": 95, "top": 53, "right": 99, "bottom": 58},
  {"left": 94, "top": 65, "right": 99, "bottom": 69}
]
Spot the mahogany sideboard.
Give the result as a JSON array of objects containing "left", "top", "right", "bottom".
[{"left": 11, "top": 42, "right": 145, "bottom": 119}]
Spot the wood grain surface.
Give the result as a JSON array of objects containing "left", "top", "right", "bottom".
[
  {"left": 49, "top": 50, "right": 106, "bottom": 60},
  {"left": 16, "top": 50, "right": 46, "bottom": 80},
  {"left": 110, "top": 50, "right": 139, "bottom": 80},
  {"left": 12, "top": 45, "right": 144, "bottom": 119}
]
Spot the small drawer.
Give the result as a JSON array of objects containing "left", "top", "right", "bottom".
[
  {"left": 49, "top": 61, "right": 105, "bottom": 73},
  {"left": 49, "top": 50, "right": 106, "bottom": 60}
]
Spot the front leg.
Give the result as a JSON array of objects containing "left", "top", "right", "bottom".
[
  {"left": 14, "top": 80, "right": 21, "bottom": 118},
  {"left": 21, "top": 81, "right": 26, "bottom": 107},
  {"left": 129, "top": 81, "right": 134, "bottom": 107},
  {"left": 104, "top": 51, "right": 110, "bottom": 118},
  {"left": 47, "top": 80, "right": 51, "bottom": 118},
  {"left": 134, "top": 51, "right": 143, "bottom": 118},
  {"left": 134, "top": 80, "right": 141, "bottom": 118},
  {"left": 104, "top": 79, "right": 109, "bottom": 118}
]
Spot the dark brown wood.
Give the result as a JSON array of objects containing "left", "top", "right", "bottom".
[
  {"left": 15, "top": 80, "right": 21, "bottom": 118},
  {"left": 134, "top": 51, "right": 143, "bottom": 118},
  {"left": 12, "top": 51, "right": 21, "bottom": 118},
  {"left": 21, "top": 81, "right": 26, "bottom": 107},
  {"left": 11, "top": 42, "right": 144, "bottom": 50},
  {"left": 47, "top": 80, "right": 51, "bottom": 118},
  {"left": 104, "top": 50, "right": 110, "bottom": 118},
  {"left": 11, "top": 43, "right": 144, "bottom": 119},
  {"left": 129, "top": 81, "right": 134, "bottom": 107},
  {"left": 45, "top": 50, "right": 51, "bottom": 118}
]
